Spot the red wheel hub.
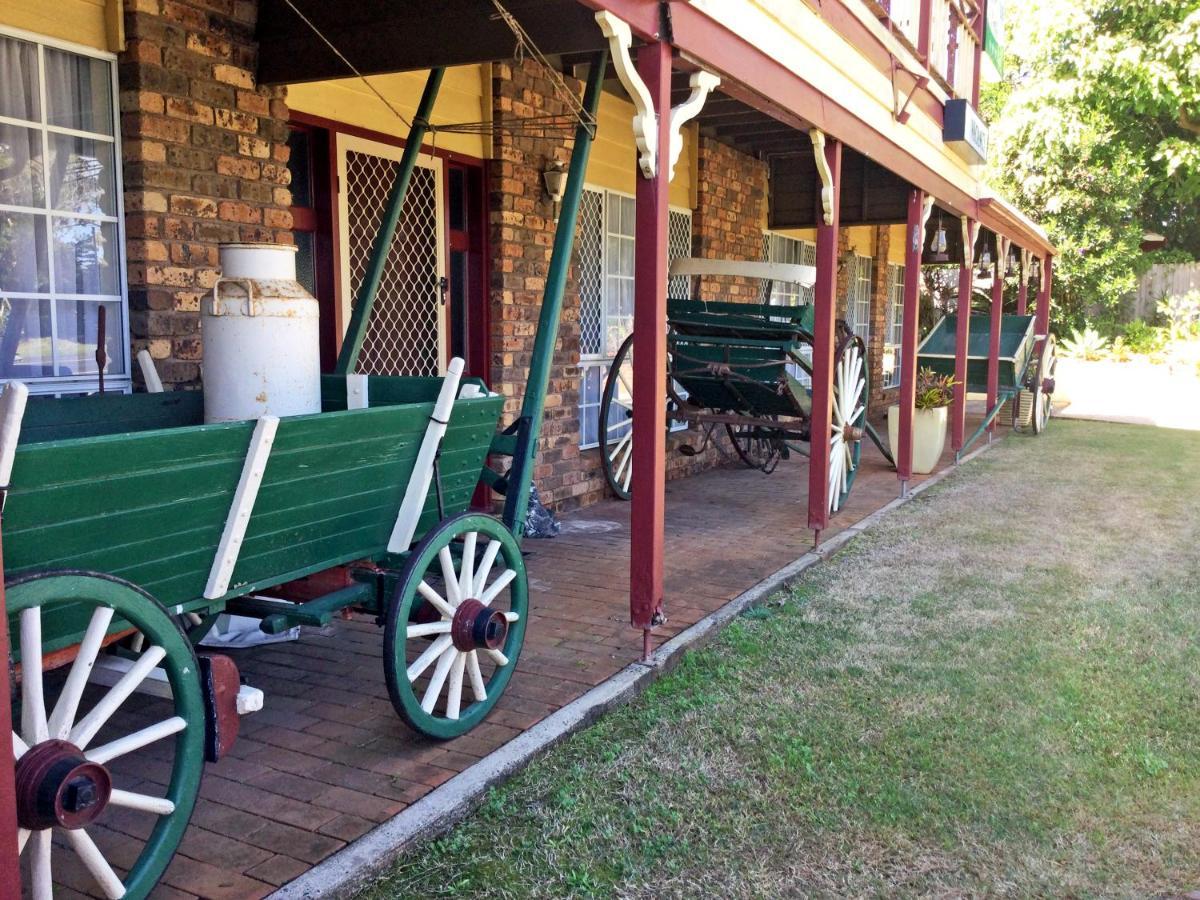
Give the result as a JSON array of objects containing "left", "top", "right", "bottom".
[
  {"left": 15, "top": 739, "right": 112, "bottom": 830},
  {"left": 451, "top": 598, "right": 509, "bottom": 652}
]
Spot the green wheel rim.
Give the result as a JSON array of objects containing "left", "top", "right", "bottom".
[
  {"left": 384, "top": 513, "right": 528, "bottom": 739},
  {"left": 8, "top": 571, "right": 205, "bottom": 900}
]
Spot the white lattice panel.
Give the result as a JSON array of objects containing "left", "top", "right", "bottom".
[
  {"left": 667, "top": 208, "right": 693, "bottom": 298},
  {"left": 340, "top": 139, "right": 444, "bottom": 376},
  {"left": 577, "top": 189, "right": 604, "bottom": 356}
]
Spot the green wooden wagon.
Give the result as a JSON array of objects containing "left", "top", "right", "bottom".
[
  {"left": 599, "top": 259, "right": 886, "bottom": 516},
  {"left": 6, "top": 56, "right": 608, "bottom": 900},
  {"left": 916, "top": 313, "right": 1058, "bottom": 455}
]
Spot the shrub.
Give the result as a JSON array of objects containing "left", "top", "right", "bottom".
[
  {"left": 915, "top": 367, "right": 957, "bottom": 410},
  {"left": 1157, "top": 290, "right": 1200, "bottom": 342},
  {"left": 1108, "top": 337, "right": 1133, "bottom": 362},
  {"left": 1060, "top": 325, "right": 1110, "bottom": 360},
  {"left": 1121, "top": 319, "right": 1166, "bottom": 355}
]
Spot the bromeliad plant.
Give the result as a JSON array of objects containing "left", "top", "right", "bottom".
[{"left": 915, "top": 367, "right": 957, "bottom": 410}]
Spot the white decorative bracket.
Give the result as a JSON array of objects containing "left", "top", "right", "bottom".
[
  {"left": 809, "top": 129, "right": 834, "bottom": 225},
  {"left": 667, "top": 70, "right": 720, "bottom": 181},
  {"left": 596, "top": 11, "right": 658, "bottom": 179},
  {"left": 960, "top": 216, "right": 973, "bottom": 266}
]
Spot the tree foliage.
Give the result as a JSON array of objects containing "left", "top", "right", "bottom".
[{"left": 983, "top": 0, "right": 1200, "bottom": 329}]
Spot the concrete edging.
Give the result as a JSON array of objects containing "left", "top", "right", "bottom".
[{"left": 270, "top": 440, "right": 996, "bottom": 899}]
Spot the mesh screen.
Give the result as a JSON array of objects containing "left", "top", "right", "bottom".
[
  {"left": 577, "top": 189, "right": 604, "bottom": 356},
  {"left": 344, "top": 151, "right": 441, "bottom": 375}
]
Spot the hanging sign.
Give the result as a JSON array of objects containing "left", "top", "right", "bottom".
[
  {"left": 944, "top": 99, "right": 989, "bottom": 165},
  {"left": 984, "top": 0, "right": 1005, "bottom": 73}
]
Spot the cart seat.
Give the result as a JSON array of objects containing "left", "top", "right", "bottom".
[{"left": 667, "top": 297, "right": 813, "bottom": 419}]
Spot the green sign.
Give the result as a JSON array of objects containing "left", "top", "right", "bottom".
[{"left": 985, "top": 0, "right": 1006, "bottom": 73}]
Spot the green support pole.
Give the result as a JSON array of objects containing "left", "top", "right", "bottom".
[
  {"left": 335, "top": 67, "right": 446, "bottom": 375},
  {"left": 505, "top": 50, "right": 607, "bottom": 537}
]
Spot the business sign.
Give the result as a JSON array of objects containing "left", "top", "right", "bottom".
[
  {"left": 985, "top": 0, "right": 1005, "bottom": 73},
  {"left": 944, "top": 99, "right": 989, "bottom": 165}
]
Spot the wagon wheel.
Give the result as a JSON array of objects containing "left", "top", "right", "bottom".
[
  {"left": 724, "top": 423, "right": 783, "bottom": 473},
  {"left": 1031, "top": 334, "right": 1056, "bottom": 435},
  {"left": 829, "top": 334, "right": 868, "bottom": 515},
  {"left": 384, "top": 512, "right": 528, "bottom": 739},
  {"left": 598, "top": 333, "right": 681, "bottom": 501},
  {"left": 8, "top": 572, "right": 205, "bottom": 900}
]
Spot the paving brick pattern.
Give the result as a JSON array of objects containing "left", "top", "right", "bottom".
[{"left": 50, "top": 419, "right": 1001, "bottom": 898}]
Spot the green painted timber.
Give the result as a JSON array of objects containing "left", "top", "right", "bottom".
[
  {"left": 3, "top": 378, "right": 503, "bottom": 652},
  {"left": 504, "top": 50, "right": 606, "bottom": 538},
  {"left": 227, "top": 582, "right": 374, "bottom": 633},
  {"left": 335, "top": 67, "right": 445, "bottom": 375},
  {"left": 22, "top": 391, "right": 204, "bottom": 442},
  {"left": 917, "top": 314, "right": 1036, "bottom": 393}
]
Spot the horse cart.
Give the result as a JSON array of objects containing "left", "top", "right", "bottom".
[
  {"left": 599, "top": 259, "right": 884, "bottom": 516},
  {"left": 6, "top": 51, "right": 610, "bottom": 900},
  {"left": 916, "top": 313, "right": 1057, "bottom": 456}
]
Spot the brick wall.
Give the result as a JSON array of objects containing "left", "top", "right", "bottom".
[
  {"left": 867, "top": 225, "right": 892, "bottom": 411},
  {"left": 119, "top": 0, "right": 292, "bottom": 387},
  {"left": 488, "top": 59, "right": 586, "bottom": 510},
  {"left": 692, "top": 137, "right": 768, "bottom": 302}
]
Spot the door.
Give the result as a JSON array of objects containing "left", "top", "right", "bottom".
[{"left": 336, "top": 133, "right": 447, "bottom": 375}]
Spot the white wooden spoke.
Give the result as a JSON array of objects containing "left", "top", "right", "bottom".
[
  {"left": 617, "top": 366, "right": 634, "bottom": 399},
  {"left": 20, "top": 607, "right": 49, "bottom": 745},
  {"left": 86, "top": 716, "right": 187, "bottom": 766},
  {"left": 483, "top": 647, "right": 509, "bottom": 667},
  {"left": 70, "top": 645, "right": 167, "bottom": 751},
  {"left": 421, "top": 646, "right": 458, "bottom": 714},
  {"left": 48, "top": 605, "right": 115, "bottom": 740},
  {"left": 65, "top": 827, "right": 126, "bottom": 899},
  {"left": 445, "top": 653, "right": 466, "bottom": 720},
  {"left": 473, "top": 540, "right": 502, "bottom": 596},
  {"left": 17, "top": 827, "right": 30, "bottom": 855},
  {"left": 438, "top": 547, "right": 461, "bottom": 606},
  {"left": 458, "top": 531, "right": 477, "bottom": 601},
  {"left": 416, "top": 581, "right": 455, "bottom": 619},
  {"left": 13, "top": 731, "right": 28, "bottom": 760},
  {"left": 605, "top": 419, "right": 631, "bottom": 435},
  {"left": 407, "top": 634, "right": 453, "bottom": 683},
  {"left": 614, "top": 437, "right": 633, "bottom": 485},
  {"left": 611, "top": 429, "right": 632, "bottom": 471},
  {"left": 30, "top": 827, "right": 52, "bottom": 900},
  {"left": 622, "top": 445, "right": 634, "bottom": 492},
  {"left": 480, "top": 569, "right": 517, "bottom": 607},
  {"left": 466, "top": 651, "right": 487, "bottom": 702},
  {"left": 108, "top": 788, "right": 176, "bottom": 816},
  {"left": 406, "top": 620, "right": 452, "bottom": 639}
]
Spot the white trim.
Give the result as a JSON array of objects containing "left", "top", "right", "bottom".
[
  {"left": 136, "top": 350, "right": 163, "bottom": 393},
  {"left": 667, "top": 70, "right": 719, "bottom": 181},
  {"left": 346, "top": 373, "right": 369, "bottom": 409},
  {"left": 204, "top": 416, "right": 279, "bottom": 600},
  {"left": 0, "top": 112, "right": 116, "bottom": 143},
  {"left": 595, "top": 12, "right": 657, "bottom": 179},
  {"left": 670, "top": 257, "right": 816, "bottom": 287},
  {"left": 0, "top": 382, "right": 29, "bottom": 488}
]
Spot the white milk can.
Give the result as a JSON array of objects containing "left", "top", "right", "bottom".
[{"left": 202, "top": 243, "right": 321, "bottom": 423}]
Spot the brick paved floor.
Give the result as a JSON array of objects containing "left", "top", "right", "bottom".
[{"left": 47, "top": 414, "right": 1005, "bottom": 899}]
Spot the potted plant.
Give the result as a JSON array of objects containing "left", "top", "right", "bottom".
[{"left": 888, "top": 367, "right": 957, "bottom": 474}]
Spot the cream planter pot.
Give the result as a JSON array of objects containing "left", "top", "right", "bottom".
[{"left": 887, "top": 405, "right": 949, "bottom": 474}]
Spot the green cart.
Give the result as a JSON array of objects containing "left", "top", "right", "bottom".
[
  {"left": 6, "top": 55, "right": 608, "bottom": 900},
  {"left": 916, "top": 313, "right": 1057, "bottom": 456},
  {"left": 599, "top": 259, "right": 883, "bottom": 516}
]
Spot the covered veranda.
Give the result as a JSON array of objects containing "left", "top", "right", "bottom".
[{"left": 3, "top": 0, "right": 1057, "bottom": 895}]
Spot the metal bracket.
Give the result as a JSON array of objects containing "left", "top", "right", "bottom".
[
  {"left": 809, "top": 129, "right": 835, "bottom": 226},
  {"left": 596, "top": 11, "right": 658, "bottom": 179},
  {"left": 667, "top": 70, "right": 720, "bottom": 180},
  {"left": 890, "top": 56, "right": 929, "bottom": 125}
]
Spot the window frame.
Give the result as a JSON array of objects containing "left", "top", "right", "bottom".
[
  {"left": 884, "top": 262, "right": 906, "bottom": 389},
  {"left": 577, "top": 185, "right": 692, "bottom": 450},
  {"left": 0, "top": 24, "right": 130, "bottom": 395}
]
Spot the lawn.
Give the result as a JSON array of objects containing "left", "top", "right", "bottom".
[{"left": 361, "top": 420, "right": 1200, "bottom": 898}]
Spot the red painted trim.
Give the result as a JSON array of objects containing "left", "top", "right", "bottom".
[
  {"left": 951, "top": 218, "right": 977, "bottom": 451},
  {"left": 807, "top": 138, "right": 843, "bottom": 532},
  {"left": 986, "top": 235, "right": 1007, "bottom": 433},
  {"left": 629, "top": 40, "right": 672, "bottom": 633},
  {"left": 1035, "top": 255, "right": 1053, "bottom": 346},
  {"left": 665, "top": 2, "right": 979, "bottom": 217},
  {"left": 574, "top": 0, "right": 662, "bottom": 40},
  {"left": 896, "top": 188, "right": 924, "bottom": 483},
  {"left": 0, "top": 531, "right": 18, "bottom": 895},
  {"left": 917, "top": 0, "right": 933, "bottom": 58}
]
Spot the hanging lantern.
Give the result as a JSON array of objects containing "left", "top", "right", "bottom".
[
  {"left": 931, "top": 215, "right": 949, "bottom": 263},
  {"left": 977, "top": 247, "right": 992, "bottom": 279},
  {"left": 1007, "top": 248, "right": 1020, "bottom": 276}
]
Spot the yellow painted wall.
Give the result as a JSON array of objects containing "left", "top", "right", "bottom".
[
  {"left": 585, "top": 89, "right": 693, "bottom": 210},
  {"left": 771, "top": 226, "right": 875, "bottom": 259},
  {"left": 888, "top": 224, "right": 908, "bottom": 265},
  {"left": 2, "top": 0, "right": 116, "bottom": 52},
  {"left": 287, "top": 66, "right": 490, "bottom": 160}
]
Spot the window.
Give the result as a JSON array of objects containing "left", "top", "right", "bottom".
[
  {"left": 884, "top": 263, "right": 905, "bottom": 388},
  {"left": 577, "top": 187, "right": 691, "bottom": 448},
  {"left": 0, "top": 30, "right": 127, "bottom": 392},
  {"left": 844, "top": 254, "right": 872, "bottom": 343},
  {"left": 761, "top": 232, "right": 815, "bottom": 307}
]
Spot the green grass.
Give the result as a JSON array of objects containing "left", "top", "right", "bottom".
[{"left": 362, "top": 420, "right": 1200, "bottom": 898}]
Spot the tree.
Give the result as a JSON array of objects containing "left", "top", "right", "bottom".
[{"left": 983, "top": 0, "right": 1200, "bottom": 329}]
